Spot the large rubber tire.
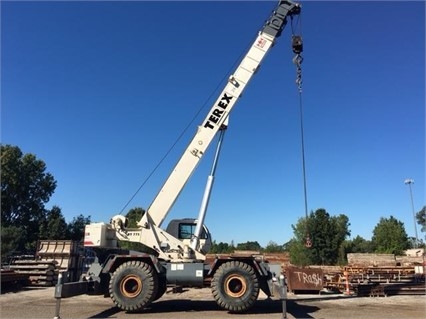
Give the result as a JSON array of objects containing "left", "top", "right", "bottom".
[
  {"left": 109, "top": 260, "right": 158, "bottom": 312},
  {"left": 211, "top": 261, "right": 259, "bottom": 313},
  {"left": 152, "top": 274, "right": 167, "bottom": 301}
]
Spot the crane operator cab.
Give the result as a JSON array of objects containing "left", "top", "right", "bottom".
[
  {"left": 87, "top": 216, "right": 212, "bottom": 259},
  {"left": 165, "top": 218, "right": 212, "bottom": 254}
]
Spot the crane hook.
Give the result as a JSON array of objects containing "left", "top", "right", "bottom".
[
  {"left": 305, "top": 235, "right": 312, "bottom": 248},
  {"left": 292, "top": 35, "right": 303, "bottom": 93}
]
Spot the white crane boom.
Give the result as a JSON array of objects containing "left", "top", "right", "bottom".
[{"left": 145, "top": 1, "right": 301, "bottom": 227}]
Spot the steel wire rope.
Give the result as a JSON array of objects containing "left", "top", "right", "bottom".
[
  {"left": 297, "top": 77, "right": 311, "bottom": 247},
  {"left": 291, "top": 12, "right": 312, "bottom": 247},
  {"left": 118, "top": 26, "right": 262, "bottom": 215}
]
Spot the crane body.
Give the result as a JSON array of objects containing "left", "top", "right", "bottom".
[{"left": 54, "top": 1, "right": 302, "bottom": 315}]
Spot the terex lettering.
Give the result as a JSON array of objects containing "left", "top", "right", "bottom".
[{"left": 204, "top": 93, "right": 233, "bottom": 129}]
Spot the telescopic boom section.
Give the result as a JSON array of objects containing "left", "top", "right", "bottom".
[{"left": 143, "top": 1, "right": 301, "bottom": 227}]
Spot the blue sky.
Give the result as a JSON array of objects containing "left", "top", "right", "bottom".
[{"left": 2, "top": 0, "right": 425, "bottom": 247}]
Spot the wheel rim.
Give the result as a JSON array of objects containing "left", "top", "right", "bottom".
[
  {"left": 120, "top": 274, "right": 143, "bottom": 298},
  {"left": 224, "top": 274, "right": 247, "bottom": 298}
]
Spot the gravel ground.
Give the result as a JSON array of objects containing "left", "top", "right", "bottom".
[{"left": 0, "top": 286, "right": 425, "bottom": 319}]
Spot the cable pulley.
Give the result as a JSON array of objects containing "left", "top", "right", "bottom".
[{"left": 292, "top": 35, "right": 303, "bottom": 54}]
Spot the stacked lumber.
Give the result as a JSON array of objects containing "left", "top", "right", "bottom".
[
  {"left": 0, "top": 268, "right": 29, "bottom": 284},
  {"left": 355, "top": 282, "right": 426, "bottom": 296},
  {"left": 6, "top": 240, "right": 85, "bottom": 286},
  {"left": 345, "top": 266, "right": 416, "bottom": 284},
  {"left": 384, "top": 282, "right": 426, "bottom": 295},
  {"left": 348, "top": 252, "right": 425, "bottom": 267},
  {"left": 347, "top": 253, "right": 396, "bottom": 267},
  {"left": 345, "top": 253, "right": 425, "bottom": 296},
  {"left": 9, "top": 260, "right": 58, "bottom": 286},
  {"left": 0, "top": 268, "right": 30, "bottom": 292},
  {"left": 356, "top": 283, "right": 386, "bottom": 297},
  {"left": 396, "top": 255, "right": 424, "bottom": 266},
  {"left": 36, "top": 240, "right": 82, "bottom": 282}
]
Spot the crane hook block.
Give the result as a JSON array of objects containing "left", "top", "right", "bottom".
[
  {"left": 292, "top": 35, "right": 303, "bottom": 54},
  {"left": 305, "top": 235, "right": 312, "bottom": 248}
]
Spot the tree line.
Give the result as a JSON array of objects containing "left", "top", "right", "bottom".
[
  {"left": 208, "top": 209, "right": 425, "bottom": 266},
  {"left": 1, "top": 145, "right": 91, "bottom": 260},
  {"left": 1, "top": 144, "right": 425, "bottom": 266}
]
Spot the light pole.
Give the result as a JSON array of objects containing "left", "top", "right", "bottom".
[{"left": 404, "top": 178, "right": 418, "bottom": 248}]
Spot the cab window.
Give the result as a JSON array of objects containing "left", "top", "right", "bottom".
[
  {"left": 178, "top": 223, "right": 195, "bottom": 239},
  {"left": 178, "top": 223, "right": 208, "bottom": 239}
]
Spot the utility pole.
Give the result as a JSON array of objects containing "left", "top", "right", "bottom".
[{"left": 404, "top": 179, "right": 418, "bottom": 248}]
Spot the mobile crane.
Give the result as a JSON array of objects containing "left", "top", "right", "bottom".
[{"left": 54, "top": 0, "right": 302, "bottom": 315}]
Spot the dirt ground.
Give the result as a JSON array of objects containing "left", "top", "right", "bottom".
[{"left": 0, "top": 285, "right": 425, "bottom": 319}]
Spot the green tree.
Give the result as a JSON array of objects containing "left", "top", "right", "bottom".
[
  {"left": 1, "top": 144, "right": 56, "bottom": 251},
  {"left": 347, "top": 235, "right": 374, "bottom": 253},
  {"left": 371, "top": 216, "right": 409, "bottom": 255},
  {"left": 288, "top": 208, "right": 350, "bottom": 266},
  {"left": 286, "top": 214, "right": 312, "bottom": 266},
  {"left": 39, "top": 206, "right": 68, "bottom": 240},
  {"left": 125, "top": 207, "right": 145, "bottom": 227},
  {"left": 337, "top": 240, "right": 351, "bottom": 265},
  {"left": 338, "top": 236, "right": 375, "bottom": 265},
  {"left": 416, "top": 206, "right": 426, "bottom": 233},
  {"left": 285, "top": 238, "right": 311, "bottom": 266},
  {"left": 67, "top": 214, "right": 91, "bottom": 242},
  {"left": 118, "top": 207, "right": 148, "bottom": 251},
  {"left": 236, "top": 241, "right": 262, "bottom": 251},
  {"left": 1, "top": 226, "right": 27, "bottom": 262},
  {"left": 264, "top": 241, "right": 284, "bottom": 253},
  {"left": 210, "top": 241, "right": 235, "bottom": 254}
]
